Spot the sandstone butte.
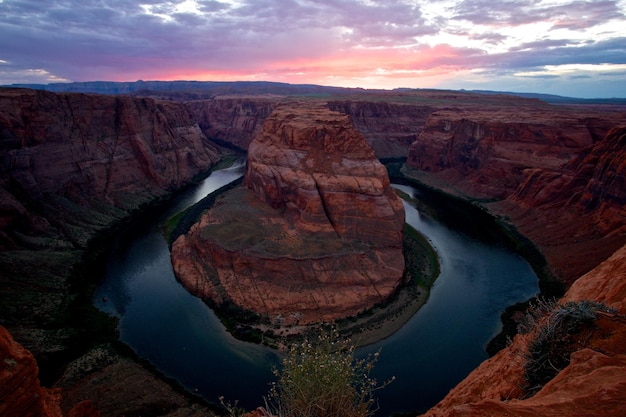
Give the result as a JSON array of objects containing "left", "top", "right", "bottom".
[{"left": 171, "top": 102, "right": 406, "bottom": 325}]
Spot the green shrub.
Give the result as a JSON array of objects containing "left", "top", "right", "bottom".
[{"left": 266, "top": 328, "right": 393, "bottom": 417}]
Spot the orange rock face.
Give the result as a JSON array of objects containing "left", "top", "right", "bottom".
[
  {"left": 422, "top": 243, "right": 626, "bottom": 417},
  {"left": 171, "top": 102, "right": 405, "bottom": 325},
  {"left": 0, "top": 326, "right": 100, "bottom": 417},
  {"left": 406, "top": 106, "right": 626, "bottom": 282}
]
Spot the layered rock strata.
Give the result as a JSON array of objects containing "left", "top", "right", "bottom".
[
  {"left": 0, "top": 87, "right": 220, "bottom": 360},
  {"left": 171, "top": 102, "right": 405, "bottom": 325},
  {"left": 406, "top": 108, "right": 626, "bottom": 282},
  {"left": 0, "top": 88, "right": 220, "bottom": 250}
]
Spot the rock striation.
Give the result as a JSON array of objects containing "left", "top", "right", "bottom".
[
  {"left": 0, "top": 88, "right": 220, "bottom": 250},
  {"left": 0, "top": 87, "right": 220, "bottom": 365},
  {"left": 171, "top": 102, "right": 405, "bottom": 325},
  {"left": 405, "top": 108, "right": 626, "bottom": 282}
]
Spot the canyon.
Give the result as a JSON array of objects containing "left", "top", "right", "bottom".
[
  {"left": 171, "top": 102, "right": 405, "bottom": 326},
  {"left": 1, "top": 83, "right": 625, "bottom": 416}
]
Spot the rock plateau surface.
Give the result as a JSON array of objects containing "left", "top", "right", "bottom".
[{"left": 171, "top": 102, "right": 405, "bottom": 325}]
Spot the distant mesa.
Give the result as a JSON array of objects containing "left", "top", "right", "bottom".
[{"left": 170, "top": 102, "right": 406, "bottom": 326}]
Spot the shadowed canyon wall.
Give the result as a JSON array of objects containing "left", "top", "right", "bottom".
[{"left": 0, "top": 87, "right": 220, "bottom": 366}]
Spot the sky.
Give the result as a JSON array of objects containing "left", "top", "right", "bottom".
[{"left": 1, "top": 0, "right": 626, "bottom": 98}]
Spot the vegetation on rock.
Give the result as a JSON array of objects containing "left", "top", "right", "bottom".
[{"left": 520, "top": 298, "right": 616, "bottom": 397}]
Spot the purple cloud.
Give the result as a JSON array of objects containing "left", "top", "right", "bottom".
[{"left": 0, "top": 0, "right": 624, "bottom": 97}]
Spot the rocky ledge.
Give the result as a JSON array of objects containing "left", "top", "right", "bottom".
[{"left": 171, "top": 102, "right": 405, "bottom": 326}]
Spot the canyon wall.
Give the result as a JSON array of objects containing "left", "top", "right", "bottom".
[
  {"left": 186, "top": 97, "right": 278, "bottom": 150},
  {"left": 171, "top": 102, "right": 405, "bottom": 325},
  {"left": 422, "top": 242, "right": 626, "bottom": 417},
  {"left": 185, "top": 97, "right": 432, "bottom": 158},
  {"left": 405, "top": 108, "right": 626, "bottom": 282},
  {"left": 0, "top": 87, "right": 220, "bottom": 361},
  {"left": 327, "top": 100, "right": 433, "bottom": 158},
  {"left": 0, "top": 88, "right": 220, "bottom": 251}
]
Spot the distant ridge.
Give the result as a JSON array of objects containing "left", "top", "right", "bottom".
[
  {"left": 4, "top": 80, "right": 626, "bottom": 104},
  {"left": 466, "top": 89, "right": 626, "bottom": 105},
  {"left": 5, "top": 80, "right": 371, "bottom": 98}
]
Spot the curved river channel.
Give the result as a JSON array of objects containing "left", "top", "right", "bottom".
[{"left": 94, "top": 161, "right": 539, "bottom": 416}]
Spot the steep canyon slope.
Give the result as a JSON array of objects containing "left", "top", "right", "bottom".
[
  {"left": 0, "top": 87, "right": 220, "bottom": 415},
  {"left": 405, "top": 107, "right": 626, "bottom": 283},
  {"left": 171, "top": 102, "right": 405, "bottom": 325}
]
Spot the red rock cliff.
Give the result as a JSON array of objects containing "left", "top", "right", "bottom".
[
  {"left": 405, "top": 107, "right": 626, "bottom": 282},
  {"left": 0, "top": 88, "right": 220, "bottom": 250},
  {"left": 421, "top": 242, "right": 626, "bottom": 417},
  {"left": 171, "top": 102, "right": 405, "bottom": 325},
  {"left": 0, "top": 325, "right": 99, "bottom": 417}
]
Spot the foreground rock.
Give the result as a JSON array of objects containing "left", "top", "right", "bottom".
[
  {"left": 171, "top": 102, "right": 405, "bottom": 325},
  {"left": 0, "top": 325, "right": 100, "bottom": 417},
  {"left": 422, "top": 242, "right": 626, "bottom": 417}
]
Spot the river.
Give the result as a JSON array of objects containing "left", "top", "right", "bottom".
[{"left": 94, "top": 161, "right": 538, "bottom": 416}]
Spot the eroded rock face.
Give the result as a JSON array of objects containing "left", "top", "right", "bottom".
[
  {"left": 0, "top": 88, "right": 220, "bottom": 250},
  {"left": 406, "top": 107, "right": 607, "bottom": 199},
  {"left": 327, "top": 100, "right": 433, "bottom": 158},
  {"left": 186, "top": 97, "right": 278, "bottom": 150},
  {"left": 422, "top": 243, "right": 626, "bottom": 417},
  {"left": 405, "top": 107, "right": 626, "bottom": 282},
  {"left": 0, "top": 87, "right": 220, "bottom": 363},
  {"left": 171, "top": 102, "right": 405, "bottom": 325}
]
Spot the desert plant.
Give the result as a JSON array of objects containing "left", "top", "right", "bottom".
[
  {"left": 266, "top": 328, "right": 393, "bottom": 417},
  {"left": 523, "top": 299, "right": 615, "bottom": 396}
]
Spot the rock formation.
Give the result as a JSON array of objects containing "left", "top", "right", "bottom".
[
  {"left": 0, "top": 325, "right": 99, "bottom": 417},
  {"left": 405, "top": 108, "right": 626, "bottom": 282},
  {"left": 171, "top": 102, "right": 405, "bottom": 325},
  {"left": 0, "top": 88, "right": 220, "bottom": 250},
  {"left": 421, "top": 242, "right": 626, "bottom": 417},
  {"left": 186, "top": 97, "right": 278, "bottom": 150},
  {"left": 0, "top": 87, "right": 220, "bottom": 366},
  {"left": 327, "top": 100, "right": 433, "bottom": 158}
]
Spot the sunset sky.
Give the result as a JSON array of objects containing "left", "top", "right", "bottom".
[{"left": 1, "top": 0, "right": 625, "bottom": 98}]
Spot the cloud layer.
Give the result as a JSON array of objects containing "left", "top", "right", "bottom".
[{"left": 1, "top": 0, "right": 625, "bottom": 97}]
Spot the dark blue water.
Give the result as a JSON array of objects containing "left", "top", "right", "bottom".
[{"left": 94, "top": 168, "right": 538, "bottom": 416}]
